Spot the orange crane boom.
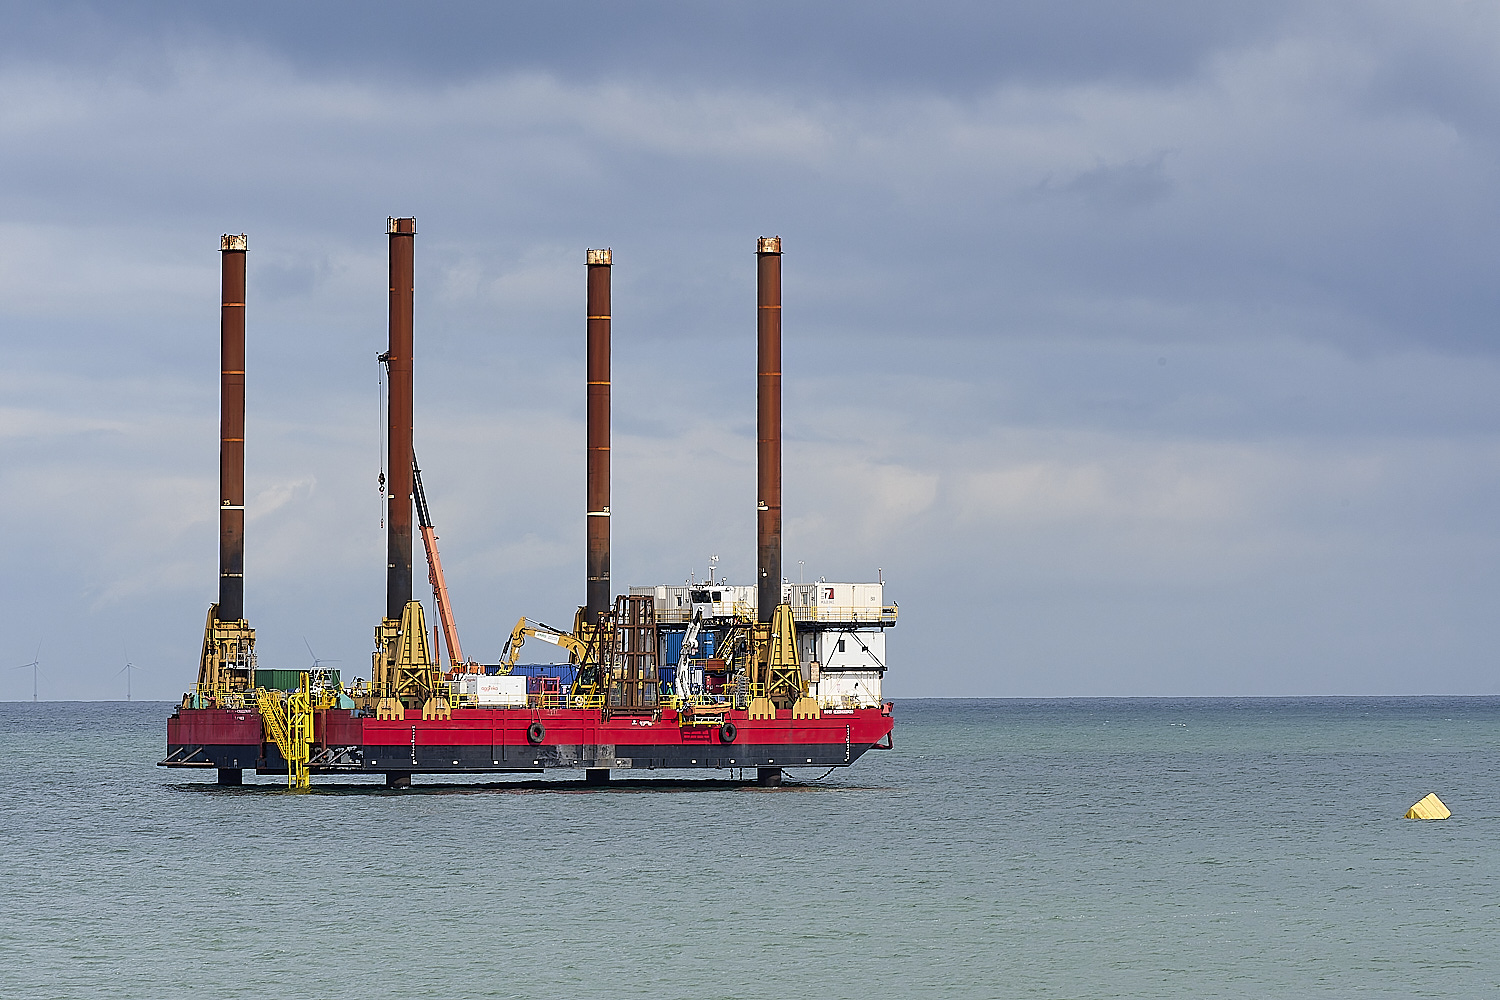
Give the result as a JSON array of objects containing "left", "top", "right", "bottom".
[{"left": 412, "top": 455, "right": 465, "bottom": 669}]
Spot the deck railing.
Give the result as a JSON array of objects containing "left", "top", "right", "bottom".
[{"left": 652, "top": 604, "right": 898, "bottom": 626}]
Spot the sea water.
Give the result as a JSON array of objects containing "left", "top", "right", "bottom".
[{"left": 0, "top": 697, "right": 1496, "bottom": 999}]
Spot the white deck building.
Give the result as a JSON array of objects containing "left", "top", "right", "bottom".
[{"left": 629, "top": 581, "right": 896, "bottom": 708}]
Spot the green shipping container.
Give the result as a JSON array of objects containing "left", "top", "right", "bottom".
[{"left": 254, "top": 669, "right": 340, "bottom": 691}]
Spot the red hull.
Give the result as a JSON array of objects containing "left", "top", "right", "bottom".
[
  {"left": 360, "top": 705, "right": 889, "bottom": 747},
  {"left": 164, "top": 703, "right": 894, "bottom": 775},
  {"left": 166, "top": 707, "right": 262, "bottom": 747}
]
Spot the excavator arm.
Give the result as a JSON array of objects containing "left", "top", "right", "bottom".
[{"left": 499, "top": 617, "right": 590, "bottom": 673}]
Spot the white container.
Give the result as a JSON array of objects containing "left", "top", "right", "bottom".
[{"left": 475, "top": 675, "right": 527, "bottom": 706}]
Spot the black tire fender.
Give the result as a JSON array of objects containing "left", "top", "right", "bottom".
[
  {"left": 719, "top": 721, "right": 737, "bottom": 744},
  {"left": 527, "top": 721, "right": 545, "bottom": 745}
]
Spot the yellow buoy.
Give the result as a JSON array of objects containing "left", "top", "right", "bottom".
[{"left": 1405, "top": 793, "right": 1451, "bottom": 820}]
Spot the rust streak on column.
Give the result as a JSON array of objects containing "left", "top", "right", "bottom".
[
  {"left": 217, "top": 234, "right": 247, "bottom": 623},
  {"left": 586, "top": 248, "right": 612, "bottom": 625},
  {"left": 387, "top": 217, "right": 416, "bottom": 621},
  {"left": 756, "top": 236, "right": 782, "bottom": 623}
]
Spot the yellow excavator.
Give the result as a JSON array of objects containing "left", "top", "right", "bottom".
[
  {"left": 498, "top": 617, "right": 592, "bottom": 671},
  {"left": 499, "top": 611, "right": 613, "bottom": 707}
]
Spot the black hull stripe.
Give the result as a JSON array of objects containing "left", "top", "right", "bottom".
[{"left": 164, "top": 741, "right": 868, "bottom": 773}]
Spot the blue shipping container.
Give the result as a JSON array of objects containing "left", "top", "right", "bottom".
[
  {"left": 665, "top": 630, "right": 717, "bottom": 664},
  {"left": 485, "top": 663, "right": 577, "bottom": 685}
]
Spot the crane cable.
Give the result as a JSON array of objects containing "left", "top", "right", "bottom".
[{"left": 376, "top": 354, "right": 388, "bottom": 528}]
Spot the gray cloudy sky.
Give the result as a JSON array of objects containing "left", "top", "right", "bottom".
[{"left": 3, "top": 1, "right": 1499, "bottom": 700}]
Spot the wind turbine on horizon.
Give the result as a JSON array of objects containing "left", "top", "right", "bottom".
[
  {"left": 304, "top": 638, "right": 341, "bottom": 690},
  {"left": 13, "top": 641, "right": 41, "bottom": 702},
  {"left": 118, "top": 651, "right": 143, "bottom": 702}
]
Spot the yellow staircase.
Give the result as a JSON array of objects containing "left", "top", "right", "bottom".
[{"left": 257, "top": 671, "right": 313, "bottom": 790}]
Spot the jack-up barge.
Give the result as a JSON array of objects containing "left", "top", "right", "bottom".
[{"left": 163, "top": 226, "right": 895, "bottom": 789}]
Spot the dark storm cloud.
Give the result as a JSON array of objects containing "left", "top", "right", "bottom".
[
  {"left": 8, "top": 2, "right": 1500, "bottom": 357},
  {"left": 4, "top": 2, "right": 1500, "bottom": 698},
  {"left": 0, "top": 1, "right": 1298, "bottom": 92}
]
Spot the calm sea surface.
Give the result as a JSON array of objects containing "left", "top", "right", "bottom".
[{"left": 1, "top": 697, "right": 1497, "bottom": 999}]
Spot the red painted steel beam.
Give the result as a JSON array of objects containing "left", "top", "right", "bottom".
[
  {"left": 217, "top": 234, "right": 247, "bottom": 623},
  {"left": 586, "top": 248, "right": 612, "bottom": 625},
  {"left": 387, "top": 217, "right": 416, "bottom": 621},
  {"left": 756, "top": 236, "right": 782, "bottom": 623}
]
